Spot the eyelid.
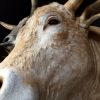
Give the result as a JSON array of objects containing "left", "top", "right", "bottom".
[{"left": 47, "top": 15, "right": 59, "bottom": 21}]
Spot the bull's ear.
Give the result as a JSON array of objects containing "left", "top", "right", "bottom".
[
  {"left": 79, "top": 0, "right": 100, "bottom": 35},
  {"left": 64, "top": 0, "right": 83, "bottom": 15},
  {"left": 30, "top": 0, "right": 37, "bottom": 14}
]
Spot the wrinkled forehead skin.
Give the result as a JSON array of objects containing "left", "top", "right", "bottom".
[{"left": 0, "top": 2, "right": 92, "bottom": 100}]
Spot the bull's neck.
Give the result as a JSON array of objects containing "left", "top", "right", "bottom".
[
  {"left": 89, "top": 32, "right": 100, "bottom": 78},
  {"left": 67, "top": 32, "right": 100, "bottom": 100},
  {"left": 88, "top": 32, "right": 100, "bottom": 99}
]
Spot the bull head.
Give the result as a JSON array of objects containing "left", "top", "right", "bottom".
[{"left": 0, "top": 0, "right": 100, "bottom": 100}]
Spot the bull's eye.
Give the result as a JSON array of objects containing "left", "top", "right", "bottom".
[
  {"left": 43, "top": 17, "right": 60, "bottom": 30},
  {"left": 48, "top": 18, "right": 60, "bottom": 25}
]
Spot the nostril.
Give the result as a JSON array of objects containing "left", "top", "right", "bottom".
[
  {"left": 3, "top": 37, "right": 10, "bottom": 43},
  {"left": 0, "top": 77, "right": 3, "bottom": 89}
]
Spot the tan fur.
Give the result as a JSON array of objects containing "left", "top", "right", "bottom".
[{"left": 0, "top": 1, "right": 100, "bottom": 100}]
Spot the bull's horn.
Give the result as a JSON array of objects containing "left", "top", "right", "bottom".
[
  {"left": 31, "top": 0, "right": 37, "bottom": 14},
  {"left": 0, "top": 21, "right": 16, "bottom": 30},
  {"left": 64, "top": 0, "right": 83, "bottom": 13},
  {"left": 89, "top": 26, "right": 100, "bottom": 35},
  {"left": 80, "top": 0, "right": 100, "bottom": 28}
]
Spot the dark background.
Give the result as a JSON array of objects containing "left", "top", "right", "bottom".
[
  {"left": 0, "top": 0, "right": 98, "bottom": 24},
  {"left": 0, "top": 0, "right": 99, "bottom": 61}
]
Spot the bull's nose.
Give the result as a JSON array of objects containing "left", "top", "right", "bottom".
[
  {"left": 0, "top": 69, "right": 15, "bottom": 92},
  {"left": 0, "top": 69, "right": 38, "bottom": 100},
  {"left": 0, "top": 69, "right": 19, "bottom": 100}
]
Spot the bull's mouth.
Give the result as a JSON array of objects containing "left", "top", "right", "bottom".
[{"left": 0, "top": 42, "right": 14, "bottom": 62}]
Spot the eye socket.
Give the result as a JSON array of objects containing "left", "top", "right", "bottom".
[{"left": 48, "top": 18, "right": 60, "bottom": 25}]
